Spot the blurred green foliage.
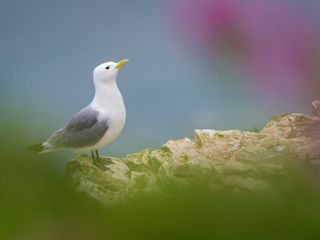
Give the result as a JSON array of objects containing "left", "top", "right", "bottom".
[
  {"left": 248, "top": 127, "right": 261, "bottom": 133},
  {"left": 1, "top": 117, "right": 320, "bottom": 240}
]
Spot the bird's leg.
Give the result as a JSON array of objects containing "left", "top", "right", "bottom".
[
  {"left": 91, "top": 150, "right": 96, "bottom": 161},
  {"left": 92, "top": 150, "right": 100, "bottom": 167},
  {"left": 95, "top": 150, "right": 100, "bottom": 160}
]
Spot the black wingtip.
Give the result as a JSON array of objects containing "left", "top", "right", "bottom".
[{"left": 27, "top": 143, "right": 44, "bottom": 155}]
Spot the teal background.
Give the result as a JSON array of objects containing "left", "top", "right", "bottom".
[{"left": 1, "top": 0, "right": 316, "bottom": 160}]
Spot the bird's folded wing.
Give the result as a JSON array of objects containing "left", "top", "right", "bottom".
[{"left": 46, "top": 106, "right": 108, "bottom": 149}]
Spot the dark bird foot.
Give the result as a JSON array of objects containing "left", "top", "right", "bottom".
[{"left": 91, "top": 150, "right": 110, "bottom": 171}]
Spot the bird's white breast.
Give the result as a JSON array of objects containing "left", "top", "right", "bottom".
[
  {"left": 94, "top": 102, "right": 126, "bottom": 149},
  {"left": 83, "top": 80, "right": 126, "bottom": 151}
]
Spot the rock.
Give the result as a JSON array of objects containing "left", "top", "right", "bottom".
[
  {"left": 66, "top": 101, "right": 320, "bottom": 204},
  {"left": 312, "top": 100, "right": 320, "bottom": 117}
]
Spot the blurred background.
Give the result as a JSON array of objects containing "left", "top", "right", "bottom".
[
  {"left": 1, "top": 0, "right": 320, "bottom": 239},
  {"left": 1, "top": 0, "right": 320, "bottom": 159}
]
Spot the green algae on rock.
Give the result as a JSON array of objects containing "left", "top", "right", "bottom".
[{"left": 66, "top": 101, "right": 320, "bottom": 204}]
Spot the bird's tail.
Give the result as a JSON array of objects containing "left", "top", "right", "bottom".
[{"left": 27, "top": 143, "right": 45, "bottom": 155}]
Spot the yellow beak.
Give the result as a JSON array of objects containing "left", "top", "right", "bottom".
[{"left": 115, "top": 59, "right": 129, "bottom": 69}]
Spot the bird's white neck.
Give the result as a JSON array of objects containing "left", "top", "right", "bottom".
[{"left": 91, "top": 81, "right": 124, "bottom": 111}]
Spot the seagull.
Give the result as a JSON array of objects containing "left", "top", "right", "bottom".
[{"left": 28, "top": 59, "right": 129, "bottom": 162}]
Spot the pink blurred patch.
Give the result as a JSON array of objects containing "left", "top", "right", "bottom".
[{"left": 168, "top": 0, "right": 320, "bottom": 102}]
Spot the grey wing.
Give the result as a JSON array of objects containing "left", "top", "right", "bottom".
[{"left": 46, "top": 106, "right": 109, "bottom": 149}]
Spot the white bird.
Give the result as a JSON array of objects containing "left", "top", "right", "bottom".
[{"left": 28, "top": 59, "right": 129, "bottom": 161}]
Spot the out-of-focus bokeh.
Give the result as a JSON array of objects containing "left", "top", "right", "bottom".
[
  {"left": 1, "top": 0, "right": 320, "bottom": 239},
  {"left": 1, "top": 0, "right": 319, "bottom": 158},
  {"left": 169, "top": 0, "right": 320, "bottom": 103}
]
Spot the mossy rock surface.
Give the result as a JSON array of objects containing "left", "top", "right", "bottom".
[{"left": 66, "top": 102, "right": 320, "bottom": 204}]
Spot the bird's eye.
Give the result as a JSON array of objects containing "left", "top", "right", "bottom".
[{"left": 105, "top": 66, "right": 110, "bottom": 70}]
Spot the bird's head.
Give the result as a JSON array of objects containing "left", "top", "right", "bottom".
[{"left": 93, "top": 59, "right": 129, "bottom": 85}]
